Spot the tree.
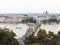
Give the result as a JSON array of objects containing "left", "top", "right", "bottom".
[
  {"left": 37, "top": 29, "right": 47, "bottom": 41},
  {"left": 57, "top": 31, "right": 60, "bottom": 45},
  {"left": 58, "top": 31, "right": 60, "bottom": 35},
  {"left": 24, "top": 34, "right": 37, "bottom": 45},
  {"left": 30, "top": 42, "right": 44, "bottom": 45},
  {"left": 24, "top": 29, "right": 60, "bottom": 45},
  {"left": 21, "top": 18, "right": 36, "bottom": 23},
  {"left": 0, "top": 28, "right": 19, "bottom": 45}
]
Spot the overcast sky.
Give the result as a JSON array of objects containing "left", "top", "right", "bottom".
[{"left": 0, "top": 0, "right": 60, "bottom": 13}]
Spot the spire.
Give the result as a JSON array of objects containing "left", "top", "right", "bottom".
[{"left": 45, "top": 10, "right": 48, "bottom": 14}]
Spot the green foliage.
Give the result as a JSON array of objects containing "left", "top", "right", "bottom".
[
  {"left": 43, "top": 18, "right": 59, "bottom": 24},
  {"left": 30, "top": 42, "right": 44, "bottom": 45},
  {"left": 24, "top": 34, "right": 37, "bottom": 45},
  {"left": 21, "top": 18, "right": 36, "bottom": 23},
  {"left": 49, "top": 18, "right": 57, "bottom": 22},
  {"left": 0, "top": 28, "right": 19, "bottom": 45},
  {"left": 37, "top": 29, "right": 47, "bottom": 38},
  {"left": 24, "top": 29, "right": 60, "bottom": 45}
]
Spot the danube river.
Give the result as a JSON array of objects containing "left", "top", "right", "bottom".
[
  {"left": 0, "top": 23, "right": 29, "bottom": 38},
  {"left": 41, "top": 24, "right": 60, "bottom": 34},
  {"left": 0, "top": 23, "right": 60, "bottom": 38}
]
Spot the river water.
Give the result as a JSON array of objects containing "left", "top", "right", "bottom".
[
  {"left": 0, "top": 23, "right": 29, "bottom": 38},
  {"left": 41, "top": 24, "right": 60, "bottom": 34}
]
